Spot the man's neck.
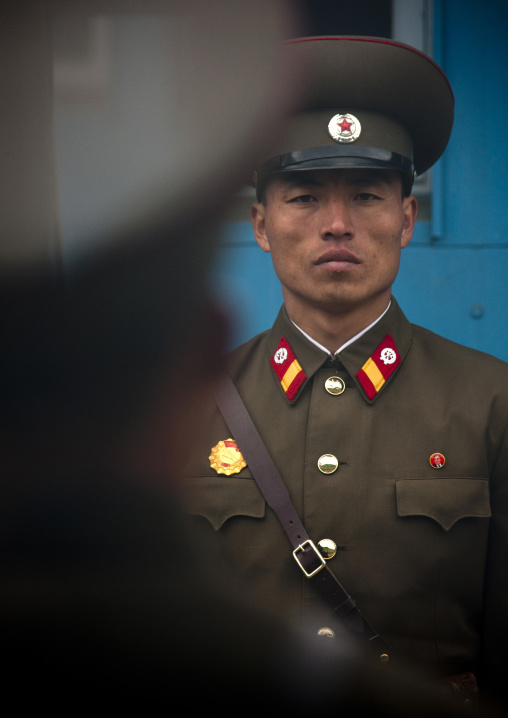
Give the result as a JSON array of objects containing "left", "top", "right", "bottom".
[{"left": 285, "top": 298, "right": 392, "bottom": 354}]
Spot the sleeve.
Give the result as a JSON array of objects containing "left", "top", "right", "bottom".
[{"left": 480, "top": 420, "right": 508, "bottom": 714}]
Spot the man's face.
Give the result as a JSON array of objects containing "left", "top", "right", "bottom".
[{"left": 251, "top": 168, "right": 417, "bottom": 326}]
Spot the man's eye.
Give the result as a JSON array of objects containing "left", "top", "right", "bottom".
[
  {"left": 355, "top": 192, "right": 380, "bottom": 201},
  {"left": 289, "top": 194, "right": 316, "bottom": 203}
]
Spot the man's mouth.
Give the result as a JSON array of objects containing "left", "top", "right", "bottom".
[{"left": 315, "top": 249, "right": 360, "bottom": 266}]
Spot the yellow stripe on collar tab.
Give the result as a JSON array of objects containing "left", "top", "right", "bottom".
[
  {"left": 270, "top": 337, "right": 306, "bottom": 402},
  {"left": 356, "top": 334, "right": 401, "bottom": 400}
]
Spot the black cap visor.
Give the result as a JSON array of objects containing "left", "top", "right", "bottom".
[{"left": 256, "top": 145, "right": 415, "bottom": 199}]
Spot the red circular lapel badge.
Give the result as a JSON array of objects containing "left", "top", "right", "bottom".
[{"left": 429, "top": 452, "right": 446, "bottom": 469}]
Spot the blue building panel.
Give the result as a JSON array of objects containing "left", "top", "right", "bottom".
[
  {"left": 395, "top": 241, "right": 508, "bottom": 362},
  {"left": 440, "top": 0, "right": 508, "bottom": 246},
  {"left": 212, "top": 222, "right": 282, "bottom": 348}
]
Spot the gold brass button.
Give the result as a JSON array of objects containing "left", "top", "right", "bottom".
[
  {"left": 380, "top": 653, "right": 390, "bottom": 664},
  {"left": 325, "top": 376, "right": 345, "bottom": 395},
  {"left": 317, "top": 454, "right": 338, "bottom": 474},
  {"left": 318, "top": 539, "right": 337, "bottom": 559},
  {"left": 317, "top": 627, "right": 335, "bottom": 639}
]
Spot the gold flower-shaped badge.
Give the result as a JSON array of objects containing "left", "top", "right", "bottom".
[{"left": 209, "top": 439, "right": 246, "bottom": 476}]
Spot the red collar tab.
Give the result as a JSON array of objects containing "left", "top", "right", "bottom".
[
  {"left": 356, "top": 334, "right": 401, "bottom": 400},
  {"left": 270, "top": 337, "right": 307, "bottom": 402}
]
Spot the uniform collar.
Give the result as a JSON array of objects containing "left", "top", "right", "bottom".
[
  {"left": 291, "top": 301, "right": 391, "bottom": 355},
  {"left": 267, "top": 298, "right": 413, "bottom": 405}
]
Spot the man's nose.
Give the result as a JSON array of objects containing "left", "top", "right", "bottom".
[{"left": 319, "top": 199, "right": 354, "bottom": 239}]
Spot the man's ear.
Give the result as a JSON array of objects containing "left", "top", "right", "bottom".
[
  {"left": 401, "top": 195, "right": 418, "bottom": 249},
  {"left": 250, "top": 202, "right": 271, "bottom": 253}
]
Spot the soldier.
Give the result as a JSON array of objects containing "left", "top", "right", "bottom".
[{"left": 185, "top": 36, "right": 508, "bottom": 714}]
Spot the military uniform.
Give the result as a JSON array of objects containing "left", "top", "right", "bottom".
[{"left": 185, "top": 298, "right": 508, "bottom": 690}]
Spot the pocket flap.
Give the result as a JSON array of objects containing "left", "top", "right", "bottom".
[
  {"left": 396, "top": 478, "right": 491, "bottom": 531},
  {"left": 185, "top": 478, "right": 265, "bottom": 530}
]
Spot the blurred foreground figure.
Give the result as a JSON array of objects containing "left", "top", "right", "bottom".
[{"left": 0, "top": 3, "right": 466, "bottom": 714}]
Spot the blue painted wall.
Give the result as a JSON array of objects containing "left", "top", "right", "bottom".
[
  {"left": 395, "top": 0, "right": 508, "bottom": 361},
  {"left": 213, "top": 0, "right": 508, "bottom": 361}
]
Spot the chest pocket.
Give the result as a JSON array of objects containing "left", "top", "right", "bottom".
[
  {"left": 185, "top": 477, "right": 266, "bottom": 531},
  {"left": 396, "top": 478, "right": 491, "bottom": 531}
]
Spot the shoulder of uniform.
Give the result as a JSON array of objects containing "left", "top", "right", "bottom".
[
  {"left": 411, "top": 322, "right": 508, "bottom": 373},
  {"left": 224, "top": 329, "right": 271, "bottom": 375}
]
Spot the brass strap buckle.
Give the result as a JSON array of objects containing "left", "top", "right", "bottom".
[{"left": 293, "top": 540, "right": 325, "bottom": 578}]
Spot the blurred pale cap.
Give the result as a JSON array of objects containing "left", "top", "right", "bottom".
[{"left": 0, "top": 0, "right": 301, "bottom": 281}]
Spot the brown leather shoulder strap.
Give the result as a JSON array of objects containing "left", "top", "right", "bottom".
[{"left": 212, "top": 370, "right": 391, "bottom": 662}]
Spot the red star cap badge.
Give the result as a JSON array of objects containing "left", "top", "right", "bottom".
[
  {"left": 328, "top": 113, "right": 361, "bottom": 144},
  {"left": 338, "top": 117, "right": 353, "bottom": 132}
]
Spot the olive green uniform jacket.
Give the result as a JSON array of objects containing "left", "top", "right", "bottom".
[{"left": 185, "top": 298, "right": 508, "bottom": 695}]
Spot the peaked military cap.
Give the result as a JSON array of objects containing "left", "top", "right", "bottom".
[{"left": 255, "top": 36, "right": 454, "bottom": 197}]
